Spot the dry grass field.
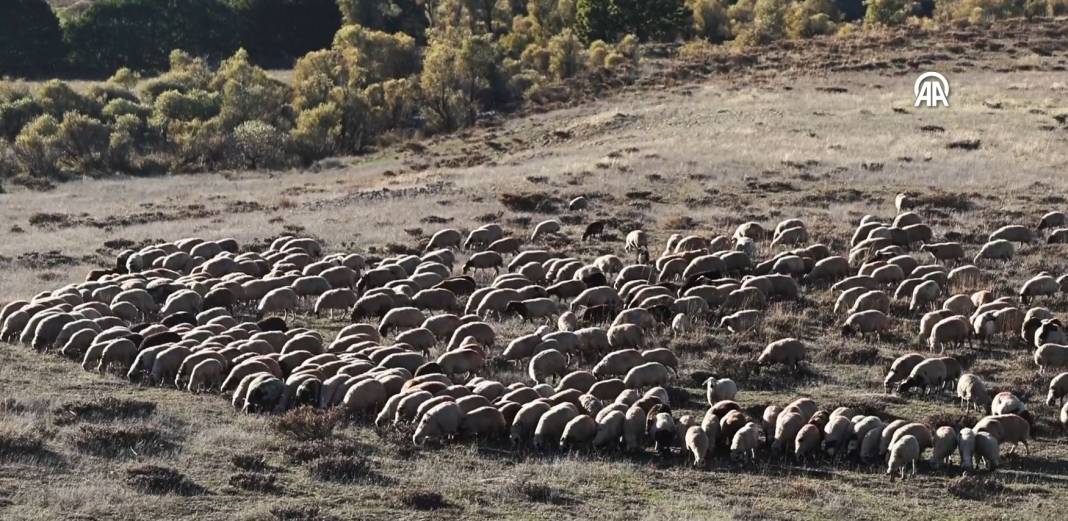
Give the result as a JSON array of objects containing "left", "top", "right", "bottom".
[{"left": 2, "top": 22, "right": 1068, "bottom": 521}]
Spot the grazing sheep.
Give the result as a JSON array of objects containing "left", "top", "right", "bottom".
[
  {"left": 719, "top": 309, "right": 763, "bottom": 333},
  {"left": 559, "top": 414, "right": 598, "bottom": 449},
  {"left": 974, "top": 414, "right": 1030, "bottom": 455},
  {"left": 624, "top": 230, "right": 649, "bottom": 253},
  {"left": 794, "top": 423, "right": 821, "bottom": 461},
  {"left": 1020, "top": 273, "right": 1059, "bottom": 304},
  {"left": 622, "top": 404, "right": 647, "bottom": 452},
  {"left": 930, "top": 426, "right": 958, "bottom": 468},
  {"left": 974, "top": 431, "right": 1000, "bottom": 471},
  {"left": 929, "top": 315, "right": 971, "bottom": 352},
  {"left": 772, "top": 412, "right": 805, "bottom": 454},
  {"left": 990, "top": 392, "right": 1029, "bottom": 419},
  {"left": 685, "top": 426, "right": 710, "bottom": 467},
  {"left": 425, "top": 229, "right": 463, "bottom": 252},
  {"left": 460, "top": 406, "right": 507, "bottom": 440},
  {"left": 958, "top": 427, "right": 977, "bottom": 470},
  {"left": 957, "top": 373, "right": 991, "bottom": 412},
  {"left": 623, "top": 362, "right": 671, "bottom": 389},
  {"left": 533, "top": 403, "right": 580, "bottom": 449},
  {"left": 607, "top": 324, "right": 644, "bottom": 350},
  {"left": 529, "top": 349, "right": 568, "bottom": 384},
  {"left": 842, "top": 310, "right": 891, "bottom": 340},
  {"left": 887, "top": 435, "right": 919, "bottom": 481},
  {"left": 1035, "top": 343, "right": 1068, "bottom": 373},
  {"left": 188, "top": 359, "right": 224, "bottom": 392},
  {"left": 531, "top": 220, "right": 562, "bottom": 242},
  {"left": 413, "top": 401, "right": 463, "bottom": 446},
  {"left": 257, "top": 287, "right": 299, "bottom": 319},
  {"left": 1046, "top": 372, "right": 1068, "bottom": 407},
  {"left": 920, "top": 242, "right": 965, "bottom": 264},
  {"left": 897, "top": 357, "right": 946, "bottom": 395},
  {"left": 909, "top": 281, "right": 941, "bottom": 312},
  {"left": 757, "top": 338, "right": 806, "bottom": 369},
  {"left": 973, "top": 240, "right": 1015, "bottom": 264},
  {"left": 730, "top": 422, "right": 761, "bottom": 462},
  {"left": 463, "top": 252, "right": 504, "bottom": 275},
  {"left": 848, "top": 290, "right": 890, "bottom": 314},
  {"left": 989, "top": 225, "right": 1033, "bottom": 244}
]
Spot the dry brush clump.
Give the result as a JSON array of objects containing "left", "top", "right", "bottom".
[
  {"left": 69, "top": 424, "right": 174, "bottom": 458},
  {"left": 272, "top": 407, "right": 341, "bottom": 442},
  {"left": 125, "top": 464, "right": 208, "bottom": 496}
]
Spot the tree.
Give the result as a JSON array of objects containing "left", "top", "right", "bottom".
[
  {"left": 419, "top": 31, "right": 500, "bottom": 130},
  {"left": 336, "top": 0, "right": 430, "bottom": 40},
  {"left": 63, "top": 0, "right": 241, "bottom": 74},
  {"left": 0, "top": 0, "right": 67, "bottom": 78},
  {"left": 228, "top": 0, "right": 342, "bottom": 68},
  {"left": 575, "top": 0, "right": 688, "bottom": 42}
]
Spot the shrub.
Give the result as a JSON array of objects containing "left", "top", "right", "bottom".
[
  {"left": 211, "top": 49, "right": 293, "bottom": 129},
  {"left": 307, "top": 455, "right": 379, "bottom": 483},
  {"left": 13, "top": 114, "right": 61, "bottom": 178},
  {"left": 102, "top": 99, "right": 151, "bottom": 122},
  {"left": 153, "top": 90, "right": 222, "bottom": 123},
  {"left": 363, "top": 78, "right": 420, "bottom": 131},
  {"left": 336, "top": 0, "right": 429, "bottom": 39},
  {"left": 108, "top": 67, "right": 142, "bottom": 89},
  {"left": 273, "top": 407, "right": 341, "bottom": 440},
  {"left": 231, "top": 120, "right": 290, "bottom": 169},
  {"left": 0, "top": 0, "right": 67, "bottom": 78},
  {"left": 62, "top": 0, "right": 241, "bottom": 74},
  {"left": 690, "top": 0, "right": 732, "bottom": 41},
  {"left": 547, "top": 29, "right": 585, "bottom": 80},
  {"left": 35, "top": 80, "right": 100, "bottom": 119},
  {"left": 333, "top": 25, "right": 420, "bottom": 85},
  {"left": 56, "top": 112, "right": 111, "bottom": 174},
  {"left": 125, "top": 465, "right": 208, "bottom": 496},
  {"left": 0, "top": 96, "right": 43, "bottom": 142},
  {"left": 864, "top": 0, "right": 914, "bottom": 25},
  {"left": 70, "top": 424, "right": 173, "bottom": 458},
  {"left": 787, "top": 0, "right": 839, "bottom": 37},
  {"left": 419, "top": 32, "right": 500, "bottom": 130},
  {"left": 291, "top": 102, "right": 343, "bottom": 161},
  {"left": 735, "top": 0, "right": 788, "bottom": 45}
]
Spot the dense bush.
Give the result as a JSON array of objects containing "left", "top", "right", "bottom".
[
  {"left": 62, "top": 0, "right": 241, "bottom": 74},
  {"left": 575, "top": 0, "right": 690, "bottom": 42},
  {"left": 0, "top": 0, "right": 68, "bottom": 78},
  {"left": 336, "top": 0, "right": 430, "bottom": 39}
]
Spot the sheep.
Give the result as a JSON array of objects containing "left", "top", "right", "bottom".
[
  {"left": 990, "top": 392, "right": 1029, "bottom": 419},
  {"left": 730, "top": 422, "right": 761, "bottom": 462},
  {"left": 975, "top": 414, "right": 1030, "bottom": 455},
  {"left": 909, "top": 281, "right": 941, "bottom": 312},
  {"left": 930, "top": 426, "right": 958, "bottom": 468},
  {"left": 463, "top": 252, "right": 504, "bottom": 276},
  {"left": 822, "top": 416, "right": 852, "bottom": 457},
  {"left": 757, "top": 338, "right": 805, "bottom": 369},
  {"left": 920, "top": 242, "right": 965, "bottom": 264},
  {"left": 530, "top": 220, "right": 562, "bottom": 242},
  {"left": 459, "top": 406, "right": 507, "bottom": 440},
  {"left": 842, "top": 310, "right": 891, "bottom": 340},
  {"left": 464, "top": 225, "right": 504, "bottom": 250},
  {"left": 973, "top": 239, "right": 1014, "bottom": 264},
  {"left": 623, "top": 362, "right": 671, "bottom": 389},
  {"left": 425, "top": 228, "right": 463, "bottom": 252},
  {"left": 624, "top": 230, "right": 649, "bottom": 253},
  {"left": 558, "top": 414, "right": 598, "bottom": 449},
  {"left": 528, "top": 349, "right": 568, "bottom": 384},
  {"left": 703, "top": 377, "right": 737, "bottom": 405},
  {"left": 957, "top": 373, "right": 991, "bottom": 412},
  {"left": 1047, "top": 372, "right": 1068, "bottom": 407},
  {"left": 622, "top": 404, "right": 647, "bottom": 452},
  {"left": 1035, "top": 343, "right": 1068, "bottom": 373},
  {"left": 509, "top": 401, "right": 550, "bottom": 446},
  {"left": 1020, "top": 273, "right": 1059, "bottom": 304},
  {"left": 848, "top": 290, "right": 890, "bottom": 314},
  {"left": 897, "top": 357, "right": 946, "bottom": 395},
  {"left": 314, "top": 289, "right": 358, "bottom": 317},
  {"left": 1062, "top": 402, "right": 1068, "bottom": 435},
  {"left": 771, "top": 226, "right": 808, "bottom": 247},
  {"left": 771, "top": 412, "right": 805, "bottom": 454},
  {"left": 989, "top": 224, "right": 1033, "bottom": 244},
  {"left": 929, "top": 315, "right": 971, "bottom": 352},
  {"left": 956, "top": 426, "right": 978, "bottom": 470},
  {"left": 685, "top": 426, "right": 710, "bottom": 467},
  {"left": 378, "top": 307, "right": 426, "bottom": 337},
  {"left": 884, "top": 353, "right": 923, "bottom": 395},
  {"left": 413, "top": 401, "right": 463, "bottom": 446},
  {"left": 974, "top": 431, "right": 1000, "bottom": 471},
  {"left": 886, "top": 435, "right": 919, "bottom": 481},
  {"left": 647, "top": 408, "right": 676, "bottom": 454},
  {"left": 719, "top": 309, "right": 763, "bottom": 333},
  {"left": 1048, "top": 228, "right": 1068, "bottom": 244},
  {"left": 257, "top": 287, "right": 299, "bottom": 319},
  {"left": 607, "top": 324, "right": 644, "bottom": 350},
  {"left": 533, "top": 402, "right": 580, "bottom": 449}
]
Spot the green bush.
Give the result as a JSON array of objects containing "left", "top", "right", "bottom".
[
  {"left": 689, "top": 0, "right": 732, "bottom": 41},
  {"left": 291, "top": 102, "right": 342, "bottom": 161},
  {"left": 56, "top": 112, "right": 111, "bottom": 173},
  {"left": 0, "top": 0, "right": 68, "bottom": 78},
  {"left": 336, "top": 0, "right": 429, "bottom": 40},
  {"left": 735, "top": 0, "right": 787, "bottom": 45},
  {"left": 575, "top": 0, "right": 689, "bottom": 42},
  {"left": 0, "top": 96, "right": 43, "bottom": 142},
  {"left": 864, "top": 0, "right": 915, "bottom": 25},
  {"left": 548, "top": 30, "right": 585, "bottom": 80},
  {"left": 231, "top": 120, "right": 290, "bottom": 169},
  {"left": 35, "top": 80, "right": 101, "bottom": 119},
  {"left": 152, "top": 90, "right": 222, "bottom": 123},
  {"left": 211, "top": 49, "right": 293, "bottom": 130},
  {"left": 419, "top": 32, "right": 501, "bottom": 130},
  {"left": 333, "top": 25, "right": 420, "bottom": 84},
  {"left": 13, "top": 114, "right": 62, "bottom": 178},
  {"left": 62, "top": 0, "right": 241, "bottom": 74}
]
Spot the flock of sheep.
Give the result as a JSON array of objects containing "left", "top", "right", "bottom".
[{"left": 3, "top": 192, "right": 1068, "bottom": 482}]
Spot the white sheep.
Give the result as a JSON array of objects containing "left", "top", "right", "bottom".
[{"left": 886, "top": 434, "right": 919, "bottom": 481}]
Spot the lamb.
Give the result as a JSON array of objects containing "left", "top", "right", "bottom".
[
  {"left": 533, "top": 402, "right": 580, "bottom": 449},
  {"left": 685, "top": 426, "right": 710, "bottom": 467},
  {"left": 623, "top": 362, "right": 671, "bottom": 389},
  {"left": 528, "top": 349, "right": 568, "bottom": 384},
  {"left": 974, "top": 414, "right": 1030, "bottom": 454},
  {"left": 757, "top": 338, "right": 806, "bottom": 369},
  {"left": 958, "top": 427, "right": 977, "bottom": 470},
  {"left": 647, "top": 408, "right": 676, "bottom": 454},
  {"left": 897, "top": 357, "right": 946, "bottom": 395},
  {"left": 973, "top": 239, "right": 1015, "bottom": 264},
  {"left": 974, "top": 431, "right": 1000, "bottom": 471},
  {"left": 886, "top": 434, "right": 919, "bottom": 481},
  {"left": 920, "top": 242, "right": 965, "bottom": 264},
  {"left": 841, "top": 310, "right": 891, "bottom": 340},
  {"left": 413, "top": 401, "right": 463, "bottom": 446},
  {"left": 730, "top": 422, "right": 761, "bottom": 462},
  {"left": 1046, "top": 372, "right": 1068, "bottom": 407},
  {"left": 1035, "top": 343, "right": 1068, "bottom": 373},
  {"left": 957, "top": 373, "right": 991, "bottom": 412}
]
